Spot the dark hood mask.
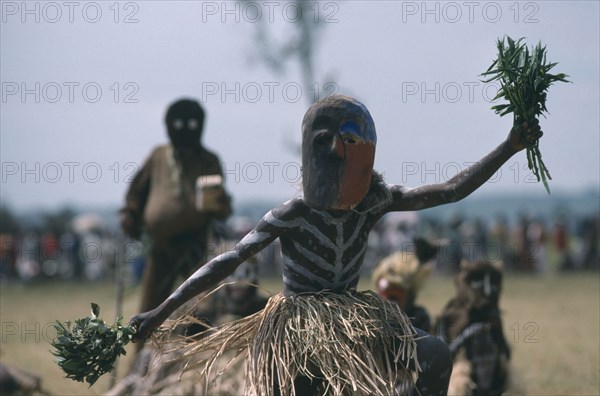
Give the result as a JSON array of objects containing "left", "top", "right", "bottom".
[{"left": 165, "top": 99, "right": 205, "bottom": 149}]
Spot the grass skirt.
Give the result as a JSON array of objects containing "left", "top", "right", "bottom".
[{"left": 159, "top": 290, "right": 419, "bottom": 396}]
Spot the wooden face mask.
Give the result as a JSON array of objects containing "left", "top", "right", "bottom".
[{"left": 301, "top": 95, "right": 377, "bottom": 210}]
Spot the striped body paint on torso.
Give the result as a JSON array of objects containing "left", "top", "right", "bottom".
[{"left": 255, "top": 198, "right": 387, "bottom": 294}]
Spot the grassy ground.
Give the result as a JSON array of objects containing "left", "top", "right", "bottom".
[{"left": 1, "top": 273, "right": 598, "bottom": 395}]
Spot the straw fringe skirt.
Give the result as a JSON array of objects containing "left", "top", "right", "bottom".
[{"left": 160, "top": 290, "right": 420, "bottom": 396}]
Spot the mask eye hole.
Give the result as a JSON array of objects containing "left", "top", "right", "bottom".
[
  {"left": 313, "top": 131, "right": 331, "bottom": 146},
  {"left": 343, "top": 136, "right": 357, "bottom": 144},
  {"left": 188, "top": 119, "right": 199, "bottom": 130},
  {"left": 173, "top": 119, "right": 184, "bottom": 130}
]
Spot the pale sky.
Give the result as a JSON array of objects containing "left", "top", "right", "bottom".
[{"left": 2, "top": 1, "right": 599, "bottom": 211}]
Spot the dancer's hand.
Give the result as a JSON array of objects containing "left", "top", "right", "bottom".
[
  {"left": 129, "top": 308, "right": 165, "bottom": 341},
  {"left": 507, "top": 119, "right": 543, "bottom": 152}
]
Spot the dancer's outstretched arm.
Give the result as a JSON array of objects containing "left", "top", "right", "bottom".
[
  {"left": 388, "top": 120, "right": 542, "bottom": 212},
  {"left": 128, "top": 205, "right": 294, "bottom": 339}
]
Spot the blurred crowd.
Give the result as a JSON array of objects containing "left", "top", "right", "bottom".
[
  {"left": 0, "top": 209, "right": 144, "bottom": 284},
  {"left": 1, "top": 206, "right": 598, "bottom": 285},
  {"left": 366, "top": 209, "right": 599, "bottom": 275}
]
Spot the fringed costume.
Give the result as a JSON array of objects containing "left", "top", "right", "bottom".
[{"left": 162, "top": 290, "right": 419, "bottom": 396}]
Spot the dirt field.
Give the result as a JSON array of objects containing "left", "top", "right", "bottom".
[{"left": 1, "top": 273, "right": 598, "bottom": 395}]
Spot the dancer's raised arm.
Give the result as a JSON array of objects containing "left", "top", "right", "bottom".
[{"left": 387, "top": 120, "right": 542, "bottom": 212}]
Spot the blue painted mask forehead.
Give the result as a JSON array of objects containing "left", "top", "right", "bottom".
[
  {"left": 303, "top": 95, "right": 377, "bottom": 144},
  {"left": 338, "top": 104, "right": 376, "bottom": 144},
  {"left": 339, "top": 120, "right": 376, "bottom": 144}
]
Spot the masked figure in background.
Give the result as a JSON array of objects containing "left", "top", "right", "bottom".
[
  {"left": 130, "top": 95, "right": 542, "bottom": 396},
  {"left": 435, "top": 260, "right": 513, "bottom": 396},
  {"left": 373, "top": 237, "right": 437, "bottom": 332},
  {"left": 120, "top": 98, "right": 232, "bottom": 352}
]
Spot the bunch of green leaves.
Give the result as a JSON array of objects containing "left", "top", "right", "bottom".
[
  {"left": 51, "top": 303, "right": 136, "bottom": 386},
  {"left": 481, "top": 36, "right": 570, "bottom": 194}
]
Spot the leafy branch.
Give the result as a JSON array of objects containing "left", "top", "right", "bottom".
[
  {"left": 51, "top": 303, "right": 136, "bottom": 386},
  {"left": 481, "top": 36, "right": 570, "bottom": 194}
]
